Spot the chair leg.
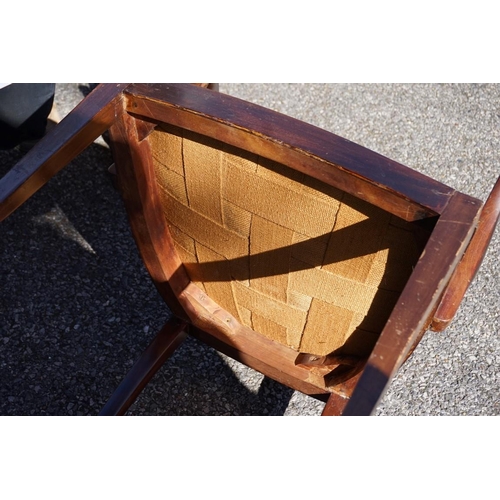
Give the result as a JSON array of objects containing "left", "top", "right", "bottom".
[
  {"left": 321, "top": 392, "right": 350, "bottom": 416},
  {"left": 99, "top": 317, "right": 188, "bottom": 416}
]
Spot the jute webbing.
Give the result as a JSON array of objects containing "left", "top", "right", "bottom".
[{"left": 150, "top": 124, "right": 421, "bottom": 356}]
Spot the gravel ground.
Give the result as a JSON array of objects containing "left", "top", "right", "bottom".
[{"left": 0, "top": 83, "right": 498, "bottom": 416}]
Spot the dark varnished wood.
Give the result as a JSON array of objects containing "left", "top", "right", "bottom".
[
  {"left": 343, "top": 192, "right": 482, "bottom": 415},
  {"left": 1, "top": 83, "right": 495, "bottom": 416},
  {"left": 0, "top": 83, "right": 129, "bottom": 221},
  {"left": 99, "top": 317, "right": 187, "bottom": 416},
  {"left": 123, "top": 83, "right": 457, "bottom": 221},
  {"left": 109, "top": 85, "right": 488, "bottom": 414},
  {"left": 432, "top": 175, "right": 500, "bottom": 331}
]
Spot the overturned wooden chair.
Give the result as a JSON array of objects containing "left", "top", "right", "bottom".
[{"left": 1, "top": 83, "right": 499, "bottom": 415}]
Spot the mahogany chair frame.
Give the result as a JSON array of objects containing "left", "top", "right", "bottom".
[{"left": 1, "top": 83, "right": 499, "bottom": 416}]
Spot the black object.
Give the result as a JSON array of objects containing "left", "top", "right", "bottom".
[{"left": 0, "top": 83, "right": 55, "bottom": 149}]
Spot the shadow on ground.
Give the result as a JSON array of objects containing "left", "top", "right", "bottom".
[{"left": 0, "top": 140, "right": 297, "bottom": 416}]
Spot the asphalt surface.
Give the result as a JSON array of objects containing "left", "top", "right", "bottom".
[{"left": 1, "top": 83, "right": 499, "bottom": 416}]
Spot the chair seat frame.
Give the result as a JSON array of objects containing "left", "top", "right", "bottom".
[{"left": 1, "top": 83, "right": 498, "bottom": 415}]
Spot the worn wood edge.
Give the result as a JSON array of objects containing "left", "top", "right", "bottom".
[
  {"left": 295, "top": 352, "right": 363, "bottom": 368},
  {"left": 342, "top": 192, "right": 482, "bottom": 415},
  {"left": 123, "top": 84, "right": 460, "bottom": 221},
  {"left": 99, "top": 317, "right": 187, "bottom": 416},
  {"left": 0, "top": 83, "right": 129, "bottom": 221},
  {"left": 431, "top": 175, "right": 500, "bottom": 331}
]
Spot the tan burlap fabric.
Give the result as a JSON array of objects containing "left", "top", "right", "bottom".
[{"left": 150, "top": 124, "right": 421, "bottom": 357}]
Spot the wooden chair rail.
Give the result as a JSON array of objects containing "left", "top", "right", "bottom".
[
  {"left": 123, "top": 84, "right": 456, "bottom": 221},
  {"left": 343, "top": 191, "right": 482, "bottom": 415},
  {"left": 99, "top": 318, "right": 188, "bottom": 416},
  {"left": 432, "top": 175, "right": 500, "bottom": 331}
]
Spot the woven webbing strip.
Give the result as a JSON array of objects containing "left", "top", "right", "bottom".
[{"left": 150, "top": 124, "right": 421, "bottom": 356}]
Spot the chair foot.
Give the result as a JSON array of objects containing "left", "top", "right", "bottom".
[{"left": 99, "top": 317, "right": 187, "bottom": 416}]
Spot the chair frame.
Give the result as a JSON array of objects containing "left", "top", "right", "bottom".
[{"left": 1, "top": 83, "right": 499, "bottom": 415}]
